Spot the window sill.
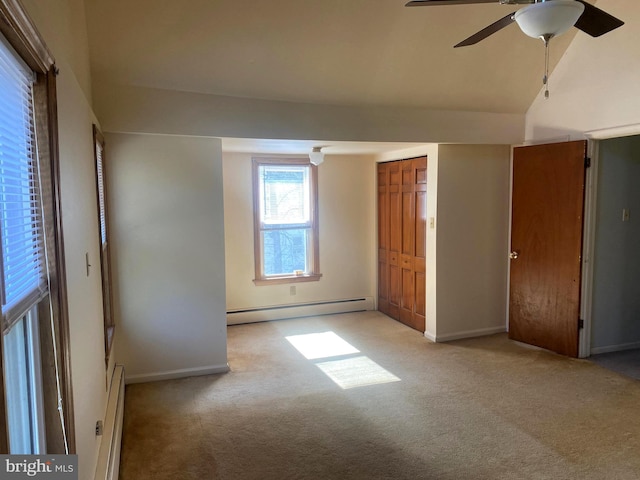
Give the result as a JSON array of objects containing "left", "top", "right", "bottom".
[{"left": 253, "top": 274, "right": 322, "bottom": 286}]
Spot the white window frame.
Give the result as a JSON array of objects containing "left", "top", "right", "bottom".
[
  {"left": 252, "top": 158, "right": 321, "bottom": 286},
  {"left": 2, "top": 306, "right": 45, "bottom": 454}
]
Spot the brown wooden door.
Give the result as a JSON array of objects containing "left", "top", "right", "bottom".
[
  {"left": 399, "top": 157, "right": 427, "bottom": 331},
  {"left": 509, "top": 140, "right": 587, "bottom": 357},
  {"left": 377, "top": 162, "right": 390, "bottom": 316},
  {"left": 388, "top": 162, "right": 402, "bottom": 320},
  {"left": 377, "top": 157, "right": 427, "bottom": 332},
  {"left": 377, "top": 161, "right": 401, "bottom": 320}
]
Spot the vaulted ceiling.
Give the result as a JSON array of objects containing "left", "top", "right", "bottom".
[{"left": 84, "top": 0, "right": 598, "bottom": 115}]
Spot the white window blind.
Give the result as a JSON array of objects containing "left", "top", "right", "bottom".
[
  {"left": 0, "top": 36, "right": 46, "bottom": 333},
  {"left": 96, "top": 140, "right": 107, "bottom": 245}
]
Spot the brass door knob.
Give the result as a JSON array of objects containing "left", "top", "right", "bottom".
[{"left": 509, "top": 251, "right": 519, "bottom": 260}]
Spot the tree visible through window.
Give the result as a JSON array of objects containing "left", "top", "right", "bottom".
[{"left": 253, "top": 158, "right": 321, "bottom": 285}]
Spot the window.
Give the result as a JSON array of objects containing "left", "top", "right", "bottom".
[
  {"left": 0, "top": 1, "right": 75, "bottom": 455},
  {"left": 252, "top": 158, "right": 321, "bottom": 285},
  {"left": 0, "top": 31, "right": 47, "bottom": 454},
  {"left": 93, "top": 126, "right": 114, "bottom": 362}
]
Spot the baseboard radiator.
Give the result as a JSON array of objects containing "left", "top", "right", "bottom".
[
  {"left": 227, "top": 297, "right": 375, "bottom": 325},
  {"left": 94, "top": 365, "right": 125, "bottom": 480}
]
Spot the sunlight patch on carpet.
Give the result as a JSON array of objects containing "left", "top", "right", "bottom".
[
  {"left": 286, "top": 331, "right": 360, "bottom": 360},
  {"left": 315, "top": 356, "right": 401, "bottom": 389},
  {"left": 286, "top": 331, "right": 401, "bottom": 389}
]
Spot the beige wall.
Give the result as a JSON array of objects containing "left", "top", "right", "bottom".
[
  {"left": 425, "top": 146, "right": 439, "bottom": 339},
  {"left": 107, "top": 133, "right": 228, "bottom": 382},
  {"left": 22, "top": 0, "right": 93, "bottom": 104},
  {"left": 93, "top": 82, "right": 525, "bottom": 145},
  {"left": 55, "top": 62, "right": 106, "bottom": 480},
  {"left": 20, "top": 1, "right": 105, "bottom": 479},
  {"left": 525, "top": 0, "right": 639, "bottom": 141},
  {"left": 223, "top": 152, "right": 376, "bottom": 311},
  {"left": 433, "top": 145, "right": 511, "bottom": 340},
  {"left": 378, "top": 145, "right": 509, "bottom": 341}
]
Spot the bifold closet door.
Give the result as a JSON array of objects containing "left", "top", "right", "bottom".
[
  {"left": 377, "top": 157, "right": 426, "bottom": 332},
  {"left": 377, "top": 161, "right": 402, "bottom": 320}
]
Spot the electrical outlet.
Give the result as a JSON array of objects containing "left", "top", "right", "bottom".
[
  {"left": 290, "top": 286, "right": 296, "bottom": 296},
  {"left": 95, "top": 420, "right": 103, "bottom": 436}
]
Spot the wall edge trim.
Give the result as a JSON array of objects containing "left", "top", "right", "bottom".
[
  {"left": 424, "top": 331, "right": 436, "bottom": 342},
  {"left": 125, "top": 363, "right": 230, "bottom": 385},
  {"left": 435, "top": 326, "right": 507, "bottom": 343},
  {"left": 591, "top": 341, "right": 640, "bottom": 356}
]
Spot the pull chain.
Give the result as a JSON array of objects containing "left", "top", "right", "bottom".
[{"left": 542, "top": 34, "right": 552, "bottom": 99}]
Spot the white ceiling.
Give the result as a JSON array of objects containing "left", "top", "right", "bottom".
[{"left": 83, "top": 0, "right": 615, "bottom": 153}]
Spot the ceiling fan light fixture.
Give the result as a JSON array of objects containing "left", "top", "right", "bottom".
[
  {"left": 309, "top": 147, "right": 324, "bottom": 166},
  {"left": 514, "top": 0, "right": 585, "bottom": 39}
]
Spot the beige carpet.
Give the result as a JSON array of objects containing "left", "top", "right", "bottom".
[{"left": 119, "top": 311, "right": 640, "bottom": 479}]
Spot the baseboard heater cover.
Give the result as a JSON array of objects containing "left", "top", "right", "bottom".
[
  {"left": 227, "top": 297, "right": 375, "bottom": 325},
  {"left": 94, "top": 365, "right": 125, "bottom": 480}
]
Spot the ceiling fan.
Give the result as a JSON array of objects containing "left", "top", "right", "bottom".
[
  {"left": 406, "top": 0, "right": 624, "bottom": 98},
  {"left": 405, "top": 0, "right": 624, "bottom": 48}
]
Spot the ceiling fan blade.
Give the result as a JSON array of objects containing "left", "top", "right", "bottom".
[
  {"left": 574, "top": 0, "right": 624, "bottom": 37},
  {"left": 454, "top": 12, "right": 515, "bottom": 48},
  {"left": 406, "top": 0, "right": 496, "bottom": 6}
]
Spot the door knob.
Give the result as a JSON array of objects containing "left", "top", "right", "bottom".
[{"left": 509, "top": 251, "right": 519, "bottom": 260}]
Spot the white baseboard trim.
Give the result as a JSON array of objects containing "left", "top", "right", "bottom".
[
  {"left": 125, "top": 363, "right": 230, "bottom": 384},
  {"left": 434, "top": 326, "right": 507, "bottom": 343},
  {"left": 591, "top": 341, "right": 640, "bottom": 355},
  {"left": 424, "top": 331, "right": 436, "bottom": 343},
  {"left": 227, "top": 297, "right": 374, "bottom": 325}
]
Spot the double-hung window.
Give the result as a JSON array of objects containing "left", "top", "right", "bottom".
[
  {"left": 0, "top": 33, "right": 47, "bottom": 453},
  {"left": 252, "top": 158, "right": 321, "bottom": 285},
  {"left": 0, "top": 0, "right": 75, "bottom": 454}
]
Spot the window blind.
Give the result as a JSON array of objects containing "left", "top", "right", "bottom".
[
  {"left": 96, "top": 140, "right": 107, "bottom": 245},
  {"left": 0, "top": 36, "right": 46, "bottom": 333}
]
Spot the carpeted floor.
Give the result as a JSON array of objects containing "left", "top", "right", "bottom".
[
  {"left": 589, "top": 348, "right": 640, "bottom": 381},
  {"left": 119, "top": 311, "right": 640, "bottom": 479}
]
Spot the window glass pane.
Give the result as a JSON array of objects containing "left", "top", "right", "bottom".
[
  {"left": 3, "top": 316, "right": 31, "bottom": 453},
  {"left": 259, "top": 165, "right": 309, "bottom": 225},
  {"left": 2, "top": 307, "right": 43, "bottom": 454},
  {"left": 262, "top": 228, "right": 309, "bottom": 276}
]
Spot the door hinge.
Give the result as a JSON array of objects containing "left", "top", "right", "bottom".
[
  {"left": 578, "top": 319, "right": 584, "bottom": 330},
  {"left": 584, "top": 157, "right": 591, "bottom": 168}
]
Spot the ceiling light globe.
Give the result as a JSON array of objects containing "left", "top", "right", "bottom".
[{"left": 515, "top": 0, "right": 585, "bottom": 39}]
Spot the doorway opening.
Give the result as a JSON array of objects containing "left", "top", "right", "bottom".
[{"left": 585, "top": 134, "right": 640, "bottom": 378}]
